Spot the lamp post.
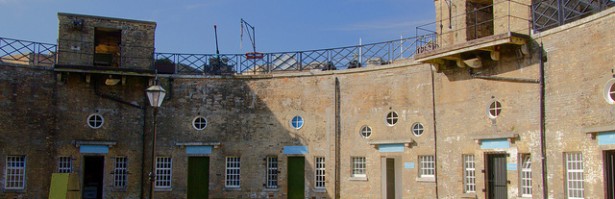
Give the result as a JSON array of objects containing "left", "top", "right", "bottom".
[{"left": 146, "top": 82, "right": 166, "bottom": 199}]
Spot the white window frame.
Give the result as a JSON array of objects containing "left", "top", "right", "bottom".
[
  {"left": 114, "top": 157, "right": 128, "bottom": 188},
  {"left": 225, "top": 156, "right": 241, "bottom": 188},
  {"left": 87, "top": 113, "right": 104, "bottom": 129},
  {"left": 565, "top": 152, "right": 584, "bottom": 199},
  {"left": 155, "top": 157, "right": 172, "bottom": 189},
  {"left": 463, "top": 154, "right": 476, "bottom": 193},
  {"left": 58, "top": 156, "right": 72, "bottom": 173},
  {"left": 519, "top": 154, "right": 532, "bottom": 197},
  {"left": 419, "top": 155, "right": 435, "bottom": 178},
  {"left": 386, "top": 111, "right": 399, "bottom": 126},
  {"left": 315, "top": 157, "right": 326, "bottom": 189},
  {"left": 5, "top": 156, "right": 26, "bottom": 190},
  {"left": 266, "top": 156, "right": 278, "bottom": 189},
  {"left": 351, "top": 157, "right": 366, "bottom": 178},
  {"left": 604, "top": 79, "right": 615, "bottom": 104},
  {"left": 412, "top": 123, "right": 425, "bottom": 136},
  {"left": 192, "top": 116, "right": 207, "bottom": 130},
  {"left": 487, "top": 101, "right": 502, "bottom": 119},
  {"left": 360, "top": 125, "right": 372, "bottom": 138},
  {"left": 290, "top": 116, "right": 304, "bottom": 129}
]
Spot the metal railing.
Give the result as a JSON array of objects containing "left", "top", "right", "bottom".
[
  {"left": 154, "top": 37, "right": 420, "bottom": 75},
  {"left": 0, "top": 37, "right": 57, "bottom": 66},
  {"left": 415, "top": 0, "right": 532, "bottom": 54},
  {"left": 532, "top": 0, "right": 615, "bottom": 32}
]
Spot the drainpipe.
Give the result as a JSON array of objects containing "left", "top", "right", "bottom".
[
  {"left": 140, "top": 77, "right": 148, "bottom": 199},
  {"left": 539, "top": 42, "right": 548, "bottom": 199},
  {"left": 430, "top": 68, "right": 439, "bottom": 198},
  {"left": 334, "top": 77, "right": 341, "bottom": 199}
]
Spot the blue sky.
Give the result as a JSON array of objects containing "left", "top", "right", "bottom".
[{"left": 0, "top": 0, "right": 435, "bottom": 54}]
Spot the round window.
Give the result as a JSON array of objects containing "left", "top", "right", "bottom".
[
  {"left": 87, "top": 113, "right": 104, "bottom": 129},
  {"left": 488, "top": 101, "right": 502, "bottom": 119},
  {"left": 412, "top": 123, "right": 424, "bottom": 136},
  {"left": 290, "top": 116, "right": 304, "bottom": 129},
  {"left": 386, "top": 111, "right": 399, "bottom": 126},
  {"left": 192, "top": 116, "right": 207, "bottom": 130},
  {"left": 604, "top": 79, "right": 615, "bottom": 104},
  {"left": 360, "top": 125, "right": 372, "bottom": 138}
]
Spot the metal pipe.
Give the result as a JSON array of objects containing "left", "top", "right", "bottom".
[
  {"left": 149, "top": 107, "right": 158, "bottom": 199},
  {"left": 430, "top": 67, "right": 439, "bottom": 198},
  {"left": 140, "top": 78, "right": 148, "bottom": 199},
  {"left": 471, "top": 74, "right": 540, "bottom": 84},
  {"left": 539, "top": 42, "right": 549, "bottom": 199},
  {"left": 334, "top": 77, "right": 341, "bottom": 199}
]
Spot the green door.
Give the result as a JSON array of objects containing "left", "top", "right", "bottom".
[
  {"left": 287, "top": 157, "right": 305, "bottom": 199},
  {"left": 188, "top": 157, "right": 209, "bottom": 199}
]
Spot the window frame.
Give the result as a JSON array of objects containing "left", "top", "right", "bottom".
[
  {"left": 419, "top": 155, "right": 435, "bottom": 178},
  {"left": 225, "top": 156, "right": 241, "bottom": 188},
  {"left": 155, "top": 157, "right": 172, "bottom": 189},
  {"left": 565, "top": 152, "right": 584, "bottom": 199},
  {"left": 58, "top": 156, "right": 72, "bottom": 173},
  {"left": 265, "top": 156, "right": 278, "bottom": 189},
  {"left": 463, "top": 154, "right": 476, "bottom": 193},
  {"left": 192, "top": 116, "right": 208, "bottom": 130},
  {"left": 87, "top": 113, "right": 104, "bottom": 129},
  {"left": 114, "top": 156, "right": 128, "bottom": 188},
  {"left": 315, "top": 157, "right": 326, "bottom": 189},
  {"left": 385, "top": 111, "right": 399, "bottom": 126},
  {"left": 351, "top": 157, "right": 366, "bottom": 178},
  {"left": 290, "top": 116, "right": 304, "bottom": 129},
  {"left": 487, "top": 100, "right": 502, "bottom": 119},
  {"left": 360, "top": 125, "right": 372, "bottom": 139},
  {"left": 604, "top": 79, "right": 615, "bottom": 104},
  {"left": 519, "top": 154, "right": 532, "bottom": 198},
  {"left": 412, "top": 123, "right": 425, "bottom": 136},
  {"left": 5, "top": 155, "right": 26, "bottom": 190}
]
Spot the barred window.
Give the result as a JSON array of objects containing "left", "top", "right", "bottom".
[
  {"left": 155, "top": 157, "right": 172, "bottom": 188},
  {"left": 58, "top": 157, "right": 72, "bottom": 173},
  {"left": 419, "top": 155, "right": 435, "bottom": 178},
  {"left": 266, "top": 156, "right": 278, "bottom": 189},
  {"left": 226, "top": 157, "right": 241, "bottom": 188},
  {"left": 315, "top": 157, "right": 326, "bottom": 189},
  {"left": 351, "top": 157, "right": 366, "bottom": 178},
  {"left": 519, "top": 154, "right": 532, "bottom": 197},
  {"left": 565, "top": 152, "right": 584, "bottom": 199},
  {"left": 463, "top": 154, "right": 476, "bottom": 193},
  {"left": 5, "top": 156, "right": 26, "bottom": 190},
  {"left": 114, "top": 157, "right": 128, "bottom": 187}
]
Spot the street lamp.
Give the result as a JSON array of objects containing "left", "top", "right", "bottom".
[{"left": 146, "top": 82, "right": 166, "bottom": 199}]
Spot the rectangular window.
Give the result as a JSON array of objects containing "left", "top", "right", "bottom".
[
  {"left": 565, "top": 152, "right": 584, "bottom": 199},
  {"left": 351, "top": 157, "right": 366, "bottom": 178},
  {"left": 5, "top": 156, "right": 26, "bottom": 190},
  {"left": 114, "top": 157, "right": 128, "bottom": 187},
  {"left": 266, "top": 156, "right": 278, "bottom": 189},
  {"left": 225, "top": 156, "right": 241, "bottom": 188},
  {"left": 519, "top": 154, "right": 532, "bottom": 197},
  {"left": 419, "top": 155, "right": 435, "bottom": 178},
  {"left": 463, "top": 154, "right": 476, "bottom": 193},
  {"left": 58, "top": 157, "right": 72, "bottom": 173},
  {"left": 155, "top": 157, "right": 172, "bottom": 188},
  {"left": 315, "top": 157, "right": 325, "bottom": 189}
]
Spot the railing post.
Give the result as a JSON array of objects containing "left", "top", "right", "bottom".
[{"left": 557, "top": 0, "right": 564, "bottom": 25}]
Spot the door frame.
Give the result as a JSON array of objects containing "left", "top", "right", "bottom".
[
  {"left": 604, "top": 150, "right": 615, "bottom": 199},
  {"left": 484, "top": 152, "right": 508, "bottom": 199},
  {"left": 287, "top": 156, "right": 305, "bottom": 199},
  {"left": 187, "top": 156, "right": 210, "bottom": 199},
  {"left": 82, "top": 155, "right": 105, "bottom": 199},
  {"left": 381, "top": 156, "right": 401, "bottom": 199}
]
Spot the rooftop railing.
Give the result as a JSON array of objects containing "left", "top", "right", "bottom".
[
  {"left": 0, "top": 37, "right": 57, "bottom": 66},
  {"left": 532, "top": 0, "right": 615, "bottom": 32}
]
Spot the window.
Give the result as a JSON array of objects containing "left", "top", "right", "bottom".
[
  {"left": 192, "top": 116, "right": 207, "bottom": 130},
  {"left": 463, "top": 154, "right": 476, "bottom": 193},
  {"left": 87, "top": 113, "right": 104, "bottom": 129},
  {"left": 360, "top": 126, "right": 372, "bottom": 138},
  {"left": 5, "top": 156, "right": 26, "bottom": 190},
  {"left": 565, "top": 152, "right": 584, "bottom": 199},
  {"left": 155, "top": 157, "right": 172, "bottom": 188},
  {"left": 58, "top": 157, "right": 72, "bottom": 173},
  {"left": 488, "top": 101, "right": 502, "bottom": 119},
  {"left": 412, "top": 123, "right": 424, "bottom": 136},
  {"left": 114, "top": 157, "right": 128, "bottom": 187},
  {"left": 386, "top": 111, "right": 399, "bottom": 126},
  {"left": 315, "top": 157, "right": 326, "bottom": 189},
  {"left": 226, "top": 156, "right": 241, "bottom": 188},
  {"left": 266, "top": 156, "right": 278, "bottom": 189},
  {"left": 419, "top": 155, "right": 435, "bottom": 178},
  {"left": 351, "top": 157, "right": 366, "bottom": 178},
  {"left": 519, "top": 154, "right": 532, "bottom": 197},
  {"left": 604, "top": 79, "right": 615, "bottom": 104},
  {"left": 290, "top": 116, "right": 304, "bottom": 129}
]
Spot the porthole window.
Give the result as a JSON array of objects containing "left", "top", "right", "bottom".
[
  {"left": 360, "top": 126, "right": 372, "bottom": 138},
  {"left": 87, "top": 113, "right": 104, "bottom": 129},
  {"left": 412, "top": 123, "right": 424, "bottom": 136},
  {"left": 386, "top": 111, "right": 399, "bottom": 126},
  {"left": 488, "top": 101, "right": 502, "bottom": 119},
  {"left": 604, "top": 79, "right": 615, "bottom": 104},
  {"left": 290, "top": 116, "right": 304, "bottom": 129},
  {"left": 192, "top": 116, "right": 207, "bottom": 130}
]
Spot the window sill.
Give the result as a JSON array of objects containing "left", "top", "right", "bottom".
[
  {"left": 415, "top": 176, "right": 435, "bottom": 182},
  {"left": 224, "top": 187, "right": 241, "bottom": 191},
  {"left": 154, "top": 187, "right": 172, "bottom": 192},
  {"left": 349, "top": 176, "right": 368, "bottom": 181},
  {"left": 3, "top": 189, "right": 26, "bottom": 193},
  {"left": 461, "top": 192, "right": 477, "bottom": 198},
  {"left": 263, "top": 188, "right": 279, "bottom": 192},
  {"left": 313, "top": 188, "right": 326, "bottom": 193}
]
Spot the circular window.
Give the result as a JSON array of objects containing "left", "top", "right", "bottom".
[
  {"left": 412, "top": 123, "right": 424, "bottom": 136},
  {"left": 604, "top": 79, "right": 615, "bottom": 104},
  {"left": 87, "top": 113, "right": 104, "bottom": 129},
  {"left": 386, "top": 111, "right": 399, "bottom": 126},
  {"left": 192, "top": 116, "right": 207, "bottom": 130},
  {"left": 488, "top": 101, "right": 502, "bottom": 119},
  {"left": 360, "top": 126, "right": 372, "bottom": 138},
  {"left": 290, "top": 116, "right": 304, "bottom": 129}
]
